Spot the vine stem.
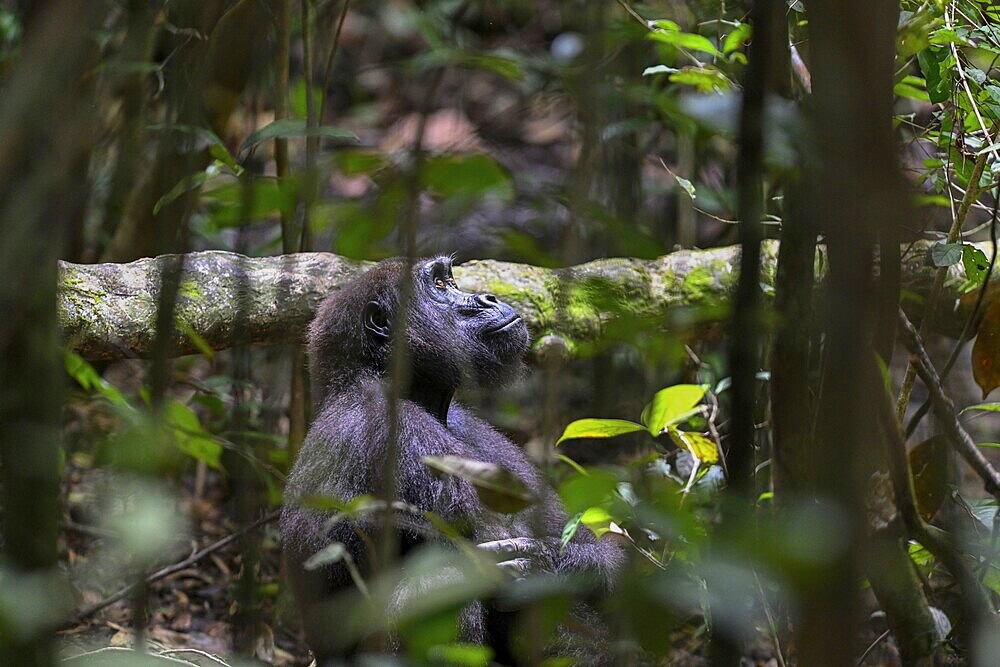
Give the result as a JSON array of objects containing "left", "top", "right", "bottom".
[{"left": 895, "top": 150, "right": 988, "bottom": 420}]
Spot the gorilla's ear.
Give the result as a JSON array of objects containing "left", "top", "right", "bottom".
[{"left": 364, "top": 300, "right": 391, "bottom": 340}]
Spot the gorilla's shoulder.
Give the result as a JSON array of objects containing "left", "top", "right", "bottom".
[
  {"left": 447, "top": 404, "right": 536, "bottom": 472},
  {"left": 446, "top": 403, "right": 500, "bottom": 438}
]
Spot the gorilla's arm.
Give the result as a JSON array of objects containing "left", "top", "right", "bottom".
[{"left": 448, "top": 406, "right": 624, "bottom": 589}]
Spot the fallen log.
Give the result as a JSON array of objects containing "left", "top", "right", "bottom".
[{"left": 58, "top": 240, "right": 991, "bottom": 360}]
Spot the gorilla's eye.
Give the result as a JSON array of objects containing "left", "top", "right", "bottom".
[
  {"left": 434, "top": 277, "right": 447, "bottom": 288},
  {"left": 448, "top": 278, "right": 457, "bottom": 288}
]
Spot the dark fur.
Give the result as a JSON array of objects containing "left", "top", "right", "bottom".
[{"left": 280, "top": 257, "right": 622, "bottom": 663}]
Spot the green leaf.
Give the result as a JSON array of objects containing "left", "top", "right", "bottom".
[
  {"left": 977, "top": 443, "right": 1000, "bottom": 448},
  {"left": 457, "top": 53, "right": 524, "bottom": 81},
  {"left": 291, "top": 79, "right": 324, "bottom": 119},
  {"left": 965, "top": 67, "right": 987, "bottom": 85},
  {"left": 422, "top": 455, "right": 535, "bottom": 513},
  {"left": 555, "top": 418, "right": 645, "bottom": 445},
  {"left": 962, "top": 244, "right": 990, "bottom": 285},
  {"left": 929, "top": 242, "right": 963, "bottom": 267},
  {"left": 895, "top": 81, "right": 930, "bottom": 102},
  {"left": 580, "top": 506, "right": 613, "bottom": 538},
  {"left": 420, "top": 154, "right": 513, "bottom": 202},
  {"left": 165, "top": 400, "right": 222, "bottom": 469},
  {"left": 917, "top": 48, "right": 950, "bottom": 104},
  {"left": 558, "top": 469, "right": 621, "bottom": 515},
  {"left": 674, "top": 174, "right": 696, "bottom": 200},
  {"left": 335, "top": 150, "right": 386, "bottom": 176},
  {"left": 153, "top": 162, "right": 222, "bottom": 215},
  {"left": 667, "top": 428, "right": 719, "bottom": 464},
  {"left": 560, "top": 512, "right": 584, "bottom": 553},
  {"left": 648, "top": 27, "right": 722, "bottom": 58},
  {"left": 722, "top": 23, "right": 751, "bottom": 55},
  {"left": 201, "top": 178, "right": 296, "bottom": 229},
  {"left": 961, "top": 402, "right": 1000, "bottom": 414},
  {"left": 64, "top": 350, "right": 129, "bottom": 408},
  {"left": 303, "top": 542, "right": 347, "bottom": 570},
  {"left": 641, "top": 384, "right": 707, "bottom": 435},
  {"left": 239, "top": 119, "right": 357, "bottom": 154},
  {"left": 669, "top": 66, "right": 732, "bottom": 93},
  {"left": 929, "top": 27, "right": 972, "bottom": 46},
  {"left": 426, "top": 643, "right": 493, "bottom": 667}
]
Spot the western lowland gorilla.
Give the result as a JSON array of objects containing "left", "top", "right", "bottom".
[{"left": 280, "top": 256, "right": 622, "bottom": 664}]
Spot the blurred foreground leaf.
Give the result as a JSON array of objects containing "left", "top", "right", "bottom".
[
  {"left": 239, "top": 118, "right": 358, "bottom": 154},
  {"left": 972, "top": 295, "right": 1000, "bottom": 397},
  {"left": 422, "top": 455, "right": 535, "bottom": 513}
]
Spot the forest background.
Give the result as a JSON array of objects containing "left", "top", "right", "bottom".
[{"left": 3, "top": 0, "right": 1000, "bottom": 665}]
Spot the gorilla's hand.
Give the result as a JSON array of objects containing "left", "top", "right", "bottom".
[{"left": 478, "top": 537, "right": 554, "bottom": 578}]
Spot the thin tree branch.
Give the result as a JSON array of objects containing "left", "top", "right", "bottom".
[
  {"left": 71, "top": 511, "right": 280, "bottom": 623},
  {"left": 897, "top": 309, "right": 1000, "bottom": 499}
]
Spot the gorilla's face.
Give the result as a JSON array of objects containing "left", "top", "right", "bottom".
[
  {"left": 415, "top": 258, "right": 529, "bottom": 385},
  {"left": 423, "top": 257, "right": 527, "bottom": 349}
]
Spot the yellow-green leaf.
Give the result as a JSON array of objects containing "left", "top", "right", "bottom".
[
  {"left": 641, "top": 384, "right": 707, "bottom": 435},
  {"left": 581, "top": 506, "right": 613, "bottom": 539},
  {"left": 667, "top": 429, "right": 719, "bottom": 464},
  {"left": 556, "top": 418, "right": 644, "bottom": 445},
  {"left": 961, "top": 402, "right": 1000, "bottom": 414},
  {"left": 422, "top": 455, "right": 535, "bottom": 513}
]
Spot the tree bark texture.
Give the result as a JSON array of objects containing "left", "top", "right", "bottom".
[{"left": 59, "top": 241, "right": 993, "bottom": 360}]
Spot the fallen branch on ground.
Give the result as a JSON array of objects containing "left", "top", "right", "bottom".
[{"left": 71, "top": 510, "right": 280, "bottom": 624}]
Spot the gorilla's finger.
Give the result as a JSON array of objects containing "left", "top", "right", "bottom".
[
  {"left": 478, "top": 537, "right": 544, "bottom": 559},
  {"left": 496, "top": 557, "right": 532, "bottom": 578}
]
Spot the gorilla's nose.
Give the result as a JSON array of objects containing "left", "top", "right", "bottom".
[{"left": 475, "top": 293, "right": 499, "bottom": 308}]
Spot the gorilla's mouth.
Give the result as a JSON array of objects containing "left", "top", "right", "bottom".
[{"left": 485, "top": 315, "right": 522, "bottom": 334}]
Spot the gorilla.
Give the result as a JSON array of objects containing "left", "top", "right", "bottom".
[{"left": 279, "top": 256, "right": 622, "bottom": 664}]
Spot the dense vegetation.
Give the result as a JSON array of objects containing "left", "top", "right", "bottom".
[{"left": 3, "top": 1, "right": 1000, "bottom": 665}]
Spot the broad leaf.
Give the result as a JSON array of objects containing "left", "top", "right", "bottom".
[
  {"left": 722, "top": 23, "right": 750, "bottom": 55},
  {"left": 973, "top": 295, "right": 1000, "bottom": 397},
  {"left": 422, "top": 455, "right": 535, "bottom": 513},
  {"left": 641, "top": 384, "right": 707, "bottom": 435},
  {"left": 929, "top": 242, "right": 963, "bottom": 267},
  {"left": 304, "top": 542, "right": 348, "bottom": 570},
  {"left": 669, "top": 66, "right": 731, "bottom": 93},
  {"left": 239, "top": 119, "right": 357, "bottom": 154},
  {"left": 667, "top": 429, "right": 719, "bottom": 464},
  {"left": 917, "top": 47, "right": 951, "bottom": 104},
  {"left": 420, "top": 154, "right": 513, "bottom": 202},
  {"left": 560, "top": 512, "right": 584, "bottom": 553},
  {"left": 647, "top": 25, "right": 722, "bottom": 58},
  {"left": 909, "top": 435, "right": 949, "bottom": 521},
  {"left": 65, "top": 350, "right": 128, "bottom": 408},
  {"left": 556, "top": 418, "right": 645, "bottom": 445},
  {"left": 165, "top": 400, "right": 222, "bottom": 469},
  {"left": 580, "top": 506, "right": 614, "bottom": 539},
  {"left": 963, "top": 244, "right": 990, "bottom": 285}
]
